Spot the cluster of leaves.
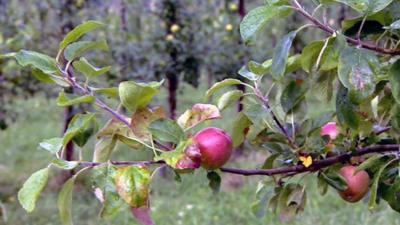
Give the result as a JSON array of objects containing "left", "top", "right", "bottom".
[
  {"left": 2, "top": 0, "right": 400, "bottom": 224},
  {"left": 232, "top": 0, "right": 400, "bottom": 220},
  {"left": 1, "top": 21, "right": 231, "bottom": 225}
]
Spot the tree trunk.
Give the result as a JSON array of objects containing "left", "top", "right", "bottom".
[
  {"left": 62, "top": 106, "right": 75, "bottom": 162},
  {"left": 236, "top": 0, "right": 246, "bottom": 113},
  {"left": 163, "top": 0, "right": 179, "bottom": 119},
  {"left": 60, "top": 4, "right": 75, "bottom": 165},
  {"left": 56, "top": 0, "right": 76, "bottom": 186},
  {"left": 167, "top": 74, "right": 178, "bottom": 119},
  {"left": 207, "top": 68, "right": 213, "bottom": 89}
]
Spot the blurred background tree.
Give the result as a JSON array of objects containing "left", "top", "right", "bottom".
[{"left": 1, "top": 0, "right": 283, "bottom": 126}]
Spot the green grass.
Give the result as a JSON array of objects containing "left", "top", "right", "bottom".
[{"left": 0, "top": 86, "right": 399, "bottom": 225}]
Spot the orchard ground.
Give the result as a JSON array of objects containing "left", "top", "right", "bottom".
[{"left": 0, "top": 82, "right": 399, "bottom": 225}]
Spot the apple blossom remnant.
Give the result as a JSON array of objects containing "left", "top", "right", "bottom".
[{"left": 320, "top": 122, "right": 339, "bottom": 140}]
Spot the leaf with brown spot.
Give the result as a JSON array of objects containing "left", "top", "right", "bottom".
[
  {"left": 114, "top": 166, "right": 151, "bottom": 208},
  {"left": 177, "top": 104, "right": 221, "bottom": 130},
  {"left": 131, "top": 107, "right": 166, "bottom": 141},
  {"left": 97, "top": 118, "right": 142, "bottom": 149}
]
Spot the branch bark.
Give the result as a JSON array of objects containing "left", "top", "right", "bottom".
[
  {"left": 220, "top": 144, "right": 399, "bottom": 176},
  {"left": 78, "top": 144, "right": 399, "bottom": 177}
]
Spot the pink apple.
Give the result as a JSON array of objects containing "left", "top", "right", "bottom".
[
  {"left": 321, "top": 122, "right": 339, "bottom": 140},
  {"left": 338, "top": 165, "right": 370, "bottom": 202},
  {"left": 194, "top": 127, "right": 233, "bottom": 170}
]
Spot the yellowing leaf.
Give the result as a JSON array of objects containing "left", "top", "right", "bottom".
[
  {"left": 115, "top": 166, "right": 151, "bottom": 208},
  {"left": 131, "top": 107, "right": 166, "bottom": 141},
  {"left": 177, "top": 104, "right": 221, "bottom": 130},
  {"left": 299, "top": 156, "right": 312, "bottom": 168}
]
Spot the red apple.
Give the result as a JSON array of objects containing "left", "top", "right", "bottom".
[
  {"left": 338, "top": 165, "right": 370, "bottom": 203},
  {"left": 194, "top": 127, "right": 233, "bottom": 170}
]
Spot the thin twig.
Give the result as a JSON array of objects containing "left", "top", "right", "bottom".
[
  {"left": 253, "top": 85, "right": 298, "bottom": 149},
  {"left": 356, "top": 15, "right": 367, "bottom": 44}
]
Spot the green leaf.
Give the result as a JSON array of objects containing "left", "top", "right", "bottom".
[
  {"left": 248, "top": 61, "right": 270, "bottom": 76},
  {"left": 244, "top": 103, "right": 278, "bottom": 134},
  {"left": 317, "top": 175, "right": 329, "bottom": 195},
  {"left": 93, "top": 136, "right": 118, "bottom": 163},
  {"left": 64, "top": 40, "right": 109, "bottom": 61},
  {"left": 355, "top": 155, "right": 385, "bottom": 174},
  {"left": 384, "top": 19, "right": 400, "bottom": 29},
  {"left": 280, "top": 80, "right": 306, "bottom": 113},
  {"left": 271, "top": 30, "right": 298, "bottom": 79},
  {"left": 251, "top": 181, "right": 274, "bottom": 218},
  {"left": 389, "top": 59, "right": 400, "bottom": 104},
  {"left": 57, "top": 91, "right": 95, "bottom": 107},
  {"left": 91, "top": 165, "right": 125, "bottom": 219},
  {"left": 257, "top": 55, "right": 302, "bottom": 76},
  {"left": 332, "top": 0, "right": 394, "bottom": 14},
  {"left": 321, "top": 171, "right": 348, "bottom": 191},
  {"left": 59, "top": 20, "right": 105, "bottom": 50},
  {"left": 238, "top": 65, "right": 259, "bottom": 81},
  {"left": 205, "top": 79, "right": 243, "bottom": 100},
  {"left": 51, "top": 159, "right": 79, "bottom": 170},
  {"left": 148, "top": 119, "right": 185, "bottom": 144},
  {"left": 119, "top": 80, "right": 163, "bottom": 112},
  {"left": 300, "top": 39, "right": 338, "bottom": 73},
  {"left": 217, "top": 90, "right": 243, "bottom": 110},
  {"left": 338, "top": 47, "right": 379, "bottom": 102},
  {"left": 379, "top": 176, "right": 400, "bottom": 212},
  {"left": 92, "top": 87, "right": 119, "bottom": 99},
  {"left": 154, "top": 140, "right": 189, "bottom": 168},
  {"left": 58, "top": 176, "right": 75, "bottom": 225},
  {"left": 240, "top": 5, "right": 291, "bottom": 42},
  {"left": 391, "top": 104, "right": 400, "bottom": 132},
  {"left": 18, "top": 168, "right": 50, "bottom": 213},
  {"left": 177, "top": 104, "right": 221, "bottom": 130},
  {"left": 13, "top": 50, "right": 58, "bottom": 74},
  {"left": 114, "top": 166, "right": 151, "bottom": 208},
  {"left": 336, "top": 84, "right": 360, "bottom": 130},
  {"left": 207, "top": 171, "right": 221, "bottom": 193},
  {"left": 262, "top": 153, "right": 280, "bottom": 169},
  {"left": 32, "top": 68, "right": 56, "bottom": 84},
  {"left": 73, "top": 57, "right": 110, "bottom": 79},
  {"left": 63, "top": 113, "right": 97, "bottom": 147},
  {"left": 368, "top": 159, "right": 395, "bottom": 210},
  {"left": 38, "top": 137, "right": 63, "bottom": 154},
  {"left": 232, "top": 112, "right": 252, "bottom": 147}
]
